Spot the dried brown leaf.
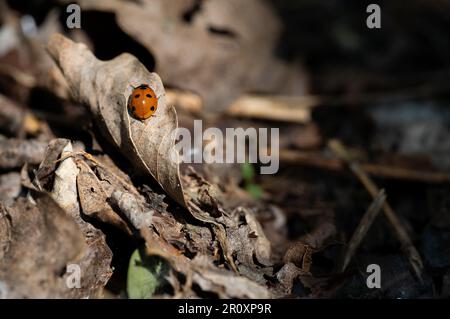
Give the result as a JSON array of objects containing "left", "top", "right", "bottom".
[
  {"left": 0, "top": 193, "right": 86, "bottom": 298},
  {"left": 33, "top": 139, "right": 113, "bottom": 297},
  {"left": 0, "top": 172, "right": 21, "bottom": 204},
  {"left": 76, "top": 159, "right": 132, "bottom": 234},
  {"left": 58, "top": 0, "right": 308, "bottom": 112},
  {"left": 47, "top": 34, "right": 186, "bottom": 206}
]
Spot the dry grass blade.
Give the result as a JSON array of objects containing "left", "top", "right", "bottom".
[
  {"left": 328, "top": 139, "right": 424, "bottom": 282},
  {"left": 339, "top": 190, "right": 386, "bottom": 272}
]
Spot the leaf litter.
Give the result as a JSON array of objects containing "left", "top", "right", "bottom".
[
  {"left": 39, "top": 34, "right": 281, "bottom": 298},
  {"left": 2, "top": 1, "right": 448, "bottom": 298}
]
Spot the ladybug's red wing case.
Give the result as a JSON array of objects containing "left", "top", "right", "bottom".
[{"left": 127, "top": 84, "right": 158, "bottom": 120}]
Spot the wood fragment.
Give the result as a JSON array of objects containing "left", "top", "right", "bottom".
[
  {"left": 166, "top": 89, "right": 203, "bottom": 114},
  {"left": 339, "top": 190, "right": 386, "bottom": 272},
  {"left": 328, "top": 139, "right": 424, "bottom": 282},
  {"left": 225, "top": 80, "right": 450, "bottom": 123},
  {"left": 227, "top": 94, "right": 319, "bottom": 123}
]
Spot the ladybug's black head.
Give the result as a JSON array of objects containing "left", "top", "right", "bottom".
[{"left": 136, "top": 84, "right": 149, "bottom": 90}]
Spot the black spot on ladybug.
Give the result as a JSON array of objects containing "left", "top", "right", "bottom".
[
  {"left": 134, "top": 94, "right": 140, "bottom": 98},
  {"left": 146, "top": 94, "right": 152, "bottom": 98},
  {"left": 131, "top": 106, "right": 136, "bottom": 112},
  {"left": 150, "top": 106, "right": 155, "bottom": 111}
]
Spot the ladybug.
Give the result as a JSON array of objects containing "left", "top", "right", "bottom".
[{"left": 127, "top": 84, "right": 158, "bottom": 120}]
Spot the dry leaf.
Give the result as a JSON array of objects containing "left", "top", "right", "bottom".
[
  {"left": 57, "top": 0, "right": 308, "bottom": 112},
  {"left": 140, "top": 226, "right": 271, "bottom": 298},
  {"left": 76, "top": 159, "right": 133, "bottom": 234},
  {"left": 0, "top": 172, "right": 21, "bottom": 204},
  {"left": 0, "top": 194, "right": 86, "bottom": 298},
  {"left": 47, "top": 33, "right": 186, "bottom": 206},
  {"left": 227, "top": 207, "right": 272, "bottom": 283},
  {"left": 33, "top": 139, "right": 113, "bottom": 297}
]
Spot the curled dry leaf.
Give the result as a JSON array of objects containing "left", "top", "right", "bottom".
[
  {"left": 65, "top": 149, "right": 272, "bottom": 297},
  {"left": 275, "top": 262, "right": 307, "bottom": 295},
  {"left": 47, "top": 33, "right": 185, "bottom": 207},
  {"left": 76, "top": 159, "right": 133, "bottom": 234},
  {"left": 57, "top": 0, "right": 308, "bottom": 112},
  {"left": 226, "top": 207, "right": 272, "bottom": 283}
]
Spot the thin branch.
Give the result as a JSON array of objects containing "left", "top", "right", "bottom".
[
  {"left": 328, "top": 139, "right": 424, "bottom": 282},
  {"left": 227, "top": 94, "right": 319, "bottom": 123},
  {"left": 278, "top": 149, "right": 450, "bottom": 184},
  {"left": 339, "top": 190, "right": 386, "bottom": 272}
]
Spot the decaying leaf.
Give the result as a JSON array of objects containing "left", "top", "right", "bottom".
[
  {"left": 139, "top": 227, "right": 271, "bottom": 298},
  {"left": 76, "top": 159, "right": 132, "bottom": 234},
  {"left": 0, "top": 172, "right": 21, "bottom": 204},
  {"left": 226, "top": 207, "right": 272, "bottom": 283},
  {"left": 33, "top": 139, "right": 113, "bottom": 297},
  {"left": 0, "top": 193, "right": 86, "bottom": 298},
  {"left": 190, "top": 255, "right": 271, "bottom": 299}
]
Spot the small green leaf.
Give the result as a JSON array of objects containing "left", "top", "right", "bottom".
[
  {"left": 241, "top": 162, "right": 255, "bottom": 182},
  {"left": 127, "top": 247, "right": 166, "bottom": 299},
  {"left": 245, "top": 183, "right": 263, "bottom": 199}
]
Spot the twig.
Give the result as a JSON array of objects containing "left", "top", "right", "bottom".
[
  {"left": 278, "top": 149, "right": 450, "bottom": 184},
  {"left": 227, "top": 94, "right": 319, "bottom": 123},
  {"left": 166, "top": 89, "right": 203, "bottom": 114},
  {"left": 328, "top": 139, "right": 424, "bottom": 282},
  {"left": 0, "top": 138, "right": 48, "bottom": 169},
  {"left": 339, "top": 190, "right": 386, "bottom": 272},
  {"left": 170, "top": 77, "right": 450, "bottom": 123}
]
